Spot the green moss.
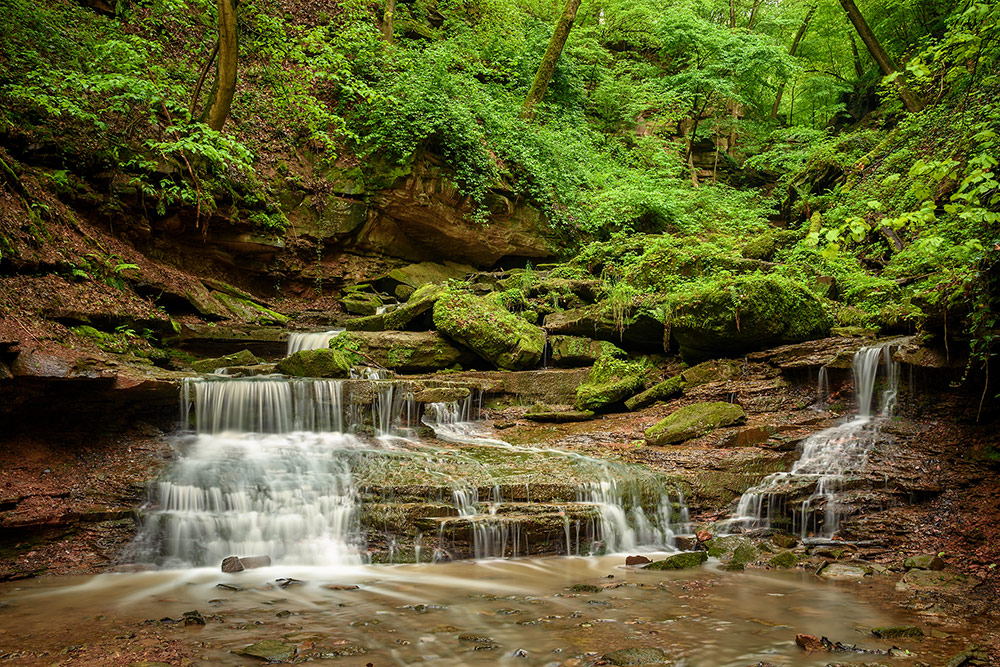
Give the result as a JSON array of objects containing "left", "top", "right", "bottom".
[
  {"left": 276, "top": 348, "right": 351, "bottom": 377},
  {"left": 432, "top": 289, "right": 545, "bottom": 370},
  {"left": 768, "top": 551, "right": 800, "bottom": 569},
  {"left": 549, "top": 335, "right": 625, "bottom": 367},
  {"left": 574, "top": 356, "right": 647, "bottom": 412},
  {"left": 341, "top": 291, "right": 383, "bottom": 316},
  {"left": 624, "top": 375, "right": 684, "bottom": 411},
  {"left": 348, "top": 283, "right": 445, "bottom": 331},
  {"left": 214, "top": 293, "right": 289, "bottom": 325},
  {"left": 191, "top": 349, "right": 261, "bottom": 373},
  {"left": 644, "top": 551, "right": 708, "bottom": 570},
  {"left": 645, "top": 401, "right": 746, "bottom": 445}
]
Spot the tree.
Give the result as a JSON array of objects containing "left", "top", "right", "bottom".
[
  {"left": 522, "top": 0, "right": 583, "bottom": 120},
  {"left": 837, "top": 0, "right": 922, "bottom": 113},
  {"left": 771, "top": 4, "right": 817, "bottom": 119},
  {"left": 204, "top": 0, "right": 238, "bottom": 131},
  {"left": 382, "top": 0, "right": 396, "bottom": 43}
]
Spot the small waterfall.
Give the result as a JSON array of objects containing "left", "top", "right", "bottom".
[
  {"left": 816, "top": 366, "right": 830, "bottom": 407},
  {"left": 723, "top": 344, "right": 899, "bottom": 540},
  {"left": 286, "top": 330, "right": 344, "bottom": 355}
]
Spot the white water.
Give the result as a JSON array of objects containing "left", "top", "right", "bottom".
[
  {"left": 285, "top": 329, "right": 344, "bottom": 355},
  {"left": 723, "top": 344, "right": 899, "bottom": 539},
  {"left": 140, "top": 377, "right": 688, "bottom": 568}
]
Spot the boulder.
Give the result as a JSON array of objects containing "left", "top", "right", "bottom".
[
  {"left": 548, "top": 335, "right": 624, "bottom": 367},
  {"left": 722, "top": 541, "right": 760, "bottom": 571},
  {"left": 543, "top": 303, "right": 665, "bottom": 352},
  {"left": 433, "top": 291, "right": 545, "bottom": 370},
  {"left": 680, "top": 359, "right": 743, "bottom": 386},
  {"left": 331, "top": 330, "right": 473, "bottom": 373},
  {"left": 191, "top": 349, "right": 261, "bottom": 373},
  {"left": 644, "top": 402, "right": 746, "bottom": 446},
  {"left": 625, "top": 555, "right": 652, "bottom": 566},
  {"left": 795, "top": 634, "right": 824, "bottom": 652},
  {"left": 602, "top": 647, "right": 669, "bottom": 665},
  {"left": 768, "top": 551, "right": 800, "bottom": 569},
  {"left": 574, "top": 357, "right": 647, "bottom": 412},
  {"left": 625, "top": 375, "right": 684, "bottom": 411},
  {"left": 817, "top": 562, "right": 870, "bottom": 580},
  {"left": 340, "top": 291, "right": 383, "bottom": 316},
  {"left": 903, "top": 553, "right": 945, "bottom": 571},
  {"left": 644, "top": 551, "right": 708, "bottom": 570},
  {"left": 669, "top": 274, "right": 831, "bottom": 362},
  {"left": 347, "top": 283, "right": 445, "bottom": 332},
  {"left": 381, "top": 261, "right": 476, "bottom": 295},
  {"left": 276, "top": 348, "right": 351, "bottom": 378}
]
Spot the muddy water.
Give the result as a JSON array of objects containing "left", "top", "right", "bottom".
[{"left": 0, "top": 555, "right": 968, "bottom": 666}]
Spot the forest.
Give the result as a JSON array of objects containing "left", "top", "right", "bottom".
[{"left": 0, "top": 0, "right": 999, "bottom": 664}]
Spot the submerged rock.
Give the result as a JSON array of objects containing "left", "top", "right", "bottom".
[
  {"left": 574, "top": 356, "right": 647, "bottom": 412},
  {"left": 795, "top": 633, "right": 824, "bottom": 652},
  {"left": 644, "top": 551, "right": 708, "bottom": 570},
  {"left": 433, "top": 290, "right": 545, "bottom": 370},
  {"left": 817, "top": 563, "right": 870, "bottom": 580},
  {"left": 644, "top": 401, "right": 746, "bottom": 446},
  {"left": 276, "top": 348, "right": 351, "bottom": 378},
  {"left": 602, "top": 647, "right": 669, "bottom": 665},
  {"left": 670, "top": 274, "right": 831, "bottom": 362},
  {"left": 895, "top": 569, "right": 971, "bottom": 591},
  {"left": 625, "top": 555, "right": 652, "bottom": 566},
  {"left": 233, "top": 639, "right": 296, "bottom": 661},
  {"left": 191, "top": 349, "right": 261, "bottom": 373}
]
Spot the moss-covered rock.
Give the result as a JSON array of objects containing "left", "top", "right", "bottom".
[
  {"left": 347, "top": 283, "right": 445, "bottom": 331},
  {"left": 645, "top": 401, "right": 746, "bottom": 445},
  {"left": 233, "top": 640, "right": 296, "bottom": 661},
  {"left": 413, "top": 387, "right": 471, "bottom": 403},
  {"left": 871, "top": 626, "right": 924, "bottom": 639},
  {"left": 574, "top": 356, "right": 647, "bottom": 412},
  {"left": 903, "top": 553, "right": 945, "bottom": 571},
  {"left": 769, "top": 551, "right": 800, "bottom": 569},
  {"left": 524, "top": 403, "right": 595, "bottom": 422},
  {"left": 602, "top": 647, "right": 669, "bottom": 665},
  {"left": 722, "top": 541, "right": 760, "bottom": 571},
  {"left": 644, "top": 551, "right": 708, "bottom": 570},
  {"left": 191, "top": 349, "right": 261, "bottom": 373},
  {"left": 340, "top": 291, "right": 383, "bottom": 316},
  {"left": 432, "top": 290, "right": 545, "bottom": 370},
  {"left": 276, "top": 348, "right": 351, "bottom": 378},
  {"left": 383, "top": 261, "right": 475, "bottom": 293},
  {"left": 669, "top": 274, "right": 831, "bottom": 362},
  {"left": 543, "top": 302, "right": 665, "bottom": 352},
  {"left": 680, "top": 359, "right": 743, "bottom": 386},
  {"left": 548, "top": 335, "right": 624, "bottom": 367},
  {"left": 625, "top": 375, "right": 684, "bottom": 411},
  {"left": 331, "top": 330, "right": 471, "bottom": 373}
]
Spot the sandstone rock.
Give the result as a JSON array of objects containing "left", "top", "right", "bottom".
[
  {"left": 670, "top": 274, "right": 831, "bottom": 362},
  {"left": 680, "top": 359, "right": 744, "bottom": 385},
  {"left": 903, "top": 553, "right": 945, "bottom": 571},
  {"left": 382, "top": 261, "right": 476, "bottom": 293},
  {"left": 895, "top": 568, "right": 971, "bottom": 592},
  {"left": 414, "top": 387, "right": 471, "bottom": 403},
  {"left": 817, "top": 562, "right": 870, "bottom": 580},
  {"left": 548, "top": 335, "right": 624, "bottom": 367},
  {"left": 644, "top": 402, "right": 746, "bottom": 446},
  {"left": 332, "top": 330, "right": 473, "bottom": 373},
  {"left": 347, "top": 283, "right": 445, "bottom": 332},
  {"left": 192, "top": 349, "right": 261, "bottom": 373},
  {"left": 795, "top": 633, "right": 824, "bottom": 652},
  {"left": 625, "top": 555, "right": 652, "bottom": 566},
  {"left": 433, "top": 290, "right": 545, "bottom": 370},
  {"left": 276, "top": 348, "right": 352, "bottom": 378},
  {"left": 643, "top": 551, "right": 708, "bottom": 570},
  {"left": 625, "top": 375, "right": 684, "bottom": 411},
  {"left": 574, "top": 357, "right": 647, "bottom": 412}
]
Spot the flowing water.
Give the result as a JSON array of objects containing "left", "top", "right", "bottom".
[
  {"left": 285, "top": 330, "right": 345, "bottom": 355},
  {"left": 722, "top": 344, "right": 900, "bottom": 539}
]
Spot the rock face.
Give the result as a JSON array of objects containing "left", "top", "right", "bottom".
[
  {"left": 644, "top": 551, "right": 708, "bottom": 570},
  {"left": 276, "top": 348, "right": 352, "bottom": 377},
  {"left": 432, "top": 291, "right": 545, "bottom": 370},
  {"left": 332, "top": 331, "right": 473, "bottom": 373},
  {"left": 669, "top": 274, "right": 831, "bottom": 361},
  {"left": 574, "top": 357, "right": 647, "bottom": 412},
  {"left": 644, "top": 402, "right": 746, "bottom": 445},
  {"left": 543, "top": 303, "right": 665, "bottom": 352}
]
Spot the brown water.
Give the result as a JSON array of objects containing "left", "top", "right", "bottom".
[{"left": 0, "top": 555, "right": 969, "bottom": 666}]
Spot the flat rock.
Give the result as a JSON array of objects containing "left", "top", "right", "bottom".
[
  {"left": 895, "top": 569, "right": 972, "bottom": 592},
  {"left": 602, "top": 647, "right": 669, "bottom": 665},
  {"left": 645, "top": 402, "right": 746, "bottom": 446},
  {"left": 818, "top": 563, "right": 870, "bottom": 580},
  {"left": 233, "top": 639, "right": 295, "bottom": 661}
]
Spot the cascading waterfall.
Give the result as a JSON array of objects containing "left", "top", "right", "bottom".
[
  {"left": 286, "top": 330, "right": 344, "bottom": 355},
  {"left": 723, "top": 343, "right": 899, "bottom": 540},
  {"left": 137, "top": 376, "right": 689, "bottom": 568}
]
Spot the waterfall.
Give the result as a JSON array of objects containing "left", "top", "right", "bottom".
[
  {"left": 722, "top": 343, "right": 899, "bottom": 540},
  {"left": 286, "top": 330, "right": 344, "bottom": 355}
]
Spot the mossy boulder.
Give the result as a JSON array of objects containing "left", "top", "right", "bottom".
[
  {"left": 347, "top": 283, "right": 445, "bottom": 332},
  {"left": 680, "top": 359, "right": 743, "bottom": 386},
  {"left": 769, "top": 551, "right": 800, "bottom": 569},
  {"left": 625, "top": 375, "right": 684, "bottom": 411},
  {"left": 602, "top": 647, "right": 669, "bottom": 665},
  {"left": 191, "top": 349, "right": 261, "bottom": 373},
  {"left": 331, "top": 330, "right": 472, "bottom": 373},
  {"left": 669, "top": 274, "right": 831, "bottom": 362},
  {"left": 548, "top": 335, "right": 624, "bottom": 367},
  {"left": 276, "top": 348, "right": 351, "bottom": 378},
  {"left": 574, "top": 356, "right": 647, "bottom": 412},
  {"left": 382, "top": 261, "right": 475, "bottom": 295},
  {"left": 644, "top": 551, "right": 708, "bottom": 570},
  {"left": 645, "top": 401, "right": 746, "bottom": 445},
  {"left": 903, "top": 553, "right": 945, "bottom": 571},
  {"left": 543, "top": 303, "right": 665, "bottom": 352},
  {"left": 432, "top": 290, "right": 545, "bottom": 370},
  {"left": 722, "top": 541, "right": 760, "bottom": 571},
  {"left": 340, "top": 291, "right": 383, "bottom": 316}
]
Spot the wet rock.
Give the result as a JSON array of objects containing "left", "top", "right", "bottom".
[
  {"left": 625, "top": 375, "right": 684, "bottom": 411},
  {"left": 284, "top": 632, "right": 328, "bottom": 642},
  {"left": 314, "top": 644, "right": 367, "bottom": 657},
  {"left": 333, "top": 330, "right": 474, "bottom": 373},
  {"left": 320, "top": 584, "right": 360, "bottom": 591},
  {"left": 722, "top": 541, "right": 760, "bottom": 571},
  {"left": 903, "top": 553, "right": 945, "bottom": 571},
  {"left": 625, "top": 555, "right": 652, "bottom": 566},
  {"left": 433, "top": 290, "right": 545, "bottom": 370},
  {"left": 233, "top": 639, "right": 296, "bottom": 661},
  {"left": 680, "top": 359, "right": 744, "bottom": 386},
  {"left": 512, "top": 648, "right": 529, "bottom": 657},
  {"left": 795, "top": 633, "right": 824, "bottom": 652},
  {"left": 771, "top": 533, "right": 798, "bottom": 549},
  {"left": 602, "top": 647, "right": 669, "bottom": 665},
  {"left": 747, "top": 336, "right": 863, "bottom": 370},
  {"left": 944, "top": 644, "right": 990, "bottom": 667},
  {"left": 276, "top": 577, "right": 305, "bottom": 588},
  {"left": 574, "top": 357, "right": 647, "bottom": 412},
  {"left": 895, "top": 569, "right": 971, "bottom": 592},
  {"left": 524, "top": 404, "right": 594, "bottom": 423},
  {"left": 817, "top": 563, "right": 870, "bottom": 580},
  {"left": 221, "top": 556, "right": 244, "bottom": 573},
  {"left": 458, "top": 633, "right": 495, "bottom": 644},
  {"left": 191, "top": 349, "right": 261, "bottom": 373},
  {"left": 413, "top": 386, "right": 472, "bottom": 403},
  {"left": 568, "top": 583, "right": 603, "bottom": 593},
  {"left": 871, "top": 626, "right": 923, "bottom": 639},
  {"left": 276, "top": 348, "right": 351, "bottom": 378},
  {"left": 430, "top": 625, "right": 461, "bottom": 633},
  {"left": 182, "top": 610, "right": 206, "bottom": 626},
  {"left": 129, "top": 663, "right": 173, "bottom": 667},
  {"left": 768, "top": 551, "right": 800, "bottom": 569},
  {"left": 644, "top": 551, "right": 708, "bottom": 570},
  {"left": 548, "top": 335, "right": 624, "bottom": 368},
  {"left": 671, "top": 274, "right": 831, "bottom": 362},
  {"left": 644, "top": 402, "right": 746, "bottom": 446},
  {"left": 221, "top": 555, "right": 272, "bottom": 572}
]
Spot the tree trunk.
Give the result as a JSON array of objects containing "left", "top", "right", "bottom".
[
  {"left": 747, "top": 0, "right": 762, "bottom": 30},
  {"left": 381, "top": 0, "right": 396, "bottom": 43},
  {"left": 771, "top": 4, "right": 816, "bottom": 119},
  {"left": 522, "top": 0, "right": 583, "bottom": 120},
  {"left": 729, "top": 0, "right": 737, "bottom": 29},
  {"left": 838, "top": 0, "right": 923, "bottom": 112},
  {"left": 850, "top": 35, "right": 865, "bottom": 78},
  {"left": 205, "top": 0, "right": 238, "bottom": 132}
]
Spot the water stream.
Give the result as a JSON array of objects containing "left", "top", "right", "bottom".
[
  {"left": 285, "top": 330, "right": 344, "bottom": 355},
  {"left": 722, "top": 344, "right": 900, "bottom": 539}
]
